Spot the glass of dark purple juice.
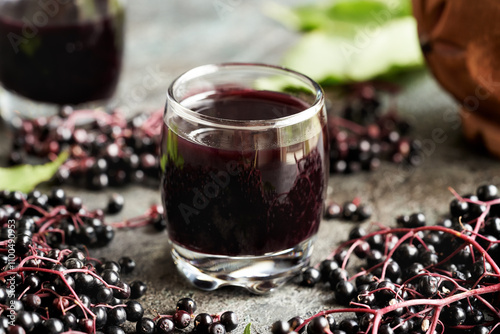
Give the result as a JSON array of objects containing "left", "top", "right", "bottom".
[
  {"left": 161, "top": 63, "right": 329, "bottom": 293},
  {"left": 0, "top": 0, "right": 125, "bottom": 120}
]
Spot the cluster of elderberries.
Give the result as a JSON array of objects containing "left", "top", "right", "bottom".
[
  {"left": 274, "top": 184, "right": 500, "bottom": 334},
  {"left": 0, "top": 189, "right": 238, "bottom": 334},
  {"left": 328, "top": 86, "right": 422, "bottom": 174},
  {"left": 324, "top": 198, "right": 373, "bottom": 222},
  {"left": 136, "top": 298, "right": 238, "bottom": 334},
  {"left": 7, "top": 107, "right": 163, "bottom": 190},
  {"left": 0, "top": 189, "right": 163, "bottom": 250},
  {"left": 0, "top": 189, "right": 146, "bottom": 333},
  {"left": 1, "top": 247, "right": 148, "bottom": 334}
]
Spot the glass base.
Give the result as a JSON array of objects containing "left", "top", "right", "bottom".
[
  {"left": 0, "top": 88, "right": 114, "bottom": 124},
  {"left": 0, "top": 88, "right": 57, "bottom": 122},
  {"left": 171, "top": 236, "right": 316, "bottom": 294}
]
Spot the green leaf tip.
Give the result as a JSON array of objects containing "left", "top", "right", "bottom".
[
  {"left": 243, "top": 323, "right": 251, "bottom": 334},
  {"left": 0, "top": 151, "right": 69, "bottom": 193}
]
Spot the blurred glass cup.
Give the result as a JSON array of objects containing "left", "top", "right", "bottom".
[{"left": 0, "top": 0, "right": 125, "bottom": 121}]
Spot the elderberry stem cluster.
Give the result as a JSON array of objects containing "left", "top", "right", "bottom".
[
  {"left": 0, "top": 188, "right": 172, "bottom": 333},
  {"left": 7, "top": 107, "right": 164, "bottom": 190},
  {"left": 284, "top": 184, "right": 500, "bottom": 334},
  {"left": 328, "top": 85, "right": 422, "bottom": 174},
  {"left": 136, "top": 298, "right": 238, "bottom": 334}
]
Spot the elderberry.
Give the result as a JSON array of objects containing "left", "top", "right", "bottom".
[
  {"left": 7, "top": 325, "right": 25, "bottom": 334},
  {"left": 157, "top": 317, "right": 175, "bottom": 334},
  {"left": 173, "top": 310, "right": 191, "bottom": 329},
  {"left": 324, "top": 202, "right": 342, "bottom": 219},
  {"left": 107, "top": 193, "right": 125, "bottom": 214},
  {"left": 272, "top": 320, "right": 290, "bottom": 334},
  {"left": 220, "top": 311, "right": 238, "bottom": 332},
  {"left": 93, "top": 307, "right": 108, "bottom": 329},
  {"left": 14, "top": 311, "right": 34, "bottom": 332},
  {"left": 307, "top": 316, "right": 329, "bottom": 334},
  {"left": 352, "top": 204, "right": 373, "bottom": 222},
  {"left": 208, "top": 323, "right": 226, "bottom": 334},
  {"left": 288, "top": 317, "right": 305, "bottom": 334},
  {"left": 338, "top": 319, "right": 359, "bottom": 334},
  {"left": 477, "top": 184, "right": 498, "bottom": 201},
  {"left": 43, "top": 318, "right": 65, "bottom": 333},
  {"left": 176, "top": 297, "right": 197, "bottom": 314},
  {"left": 136, "top": 318, "right": 156, "bottom": 334},
  {"left": 125, "top": 300, "right": 144, "bottom": 322},
  {"left": 440, "top": 305, "right": 466, "bottom": 326},
  {"left": 194, "top": 314, "right": 214, "bottom": 333},
  {"left": 118, "top": 256, "right": 136, "bottom": 274},
  {"left": 342, "top": 202, "right": 357, "bottom": 220},
  {"left": 417, "top": 275, "right": 439, "bottom": 297},
  {"left": 335, "top": 280, "right": 357, "bottom": 305},
  {"left": 107, "top": 307, "right": 127, "bottom": 326},
  {"left": 319, "top": 260, "right": 339, "bottom": 282},
  {"left": 130, "top": 280, "right": 148, "bottom": 299},
  {"left": 473, "top": 326, "right": 491, "bottom": 334},
  {"left": 101, "top": 269, "right": 120, "bottom": 285},
  {"left": 300, "top": 267, "right": 321, "bottom": 287}
]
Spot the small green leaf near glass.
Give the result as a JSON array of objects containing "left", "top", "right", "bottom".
[
  {"left": 243, "top": 323, "right": 252, "bottom": 334},
  {"left": 0, "top": 151, "right": 68, "bottom": 193}
]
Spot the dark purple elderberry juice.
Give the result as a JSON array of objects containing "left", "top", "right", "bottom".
[
  {"left": 161, "top": 90, "right": 328, "bottom": 257},
  {"left": 0, "top": 12, "right": 123, "bottom": 105}
]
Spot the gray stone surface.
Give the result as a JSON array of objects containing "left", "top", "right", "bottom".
[{"left": 1, "top": 1, "right": 500, "bottom": 333}]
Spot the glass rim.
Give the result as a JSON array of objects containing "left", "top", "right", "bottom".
[{"left": 166, "top": 62, "right": 325, "bottom": 131}]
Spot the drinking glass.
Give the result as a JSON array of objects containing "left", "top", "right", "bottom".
[
  {"left": 161, "top": 63, "right": 329, "bottom": 293},
  {"left": 0, "top": 0, "right": 125, "bottom": 121}
]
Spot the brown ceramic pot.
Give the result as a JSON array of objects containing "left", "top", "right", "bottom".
[{"left": 412, "top": 0, "right": 500, "bottom": 157}]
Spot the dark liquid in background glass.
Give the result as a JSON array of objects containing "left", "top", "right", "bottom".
[
  {"left": 161, "top": 90, "right": 328, "bottom": 256},
  {"left": 0, "top": 12, "right": 123, "bottom": 105}
]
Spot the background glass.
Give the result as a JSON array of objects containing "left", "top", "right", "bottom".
[
  {"left": 0, "top": 0, "right": 125, "bottom": 121},
  {"left": 161, "top": 63, "right": 329, "bottom": 293}
]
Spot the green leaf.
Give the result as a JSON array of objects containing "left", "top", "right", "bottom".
[
  {"left": 166, "top": 128, "right": 184, "bottom": 169},
  {"left": 264, "top": 0, "right": 421, "bottom": 85},
  {"left": 243, "top": 323, "right": 251, "bottom": 334},
  {"left": 160, "top": 153, "right": 168, "bottom": 173},
  {"left": 265, "top": 0, "right": 412, "bottom": 33},
  {"left": 80, "top": 0, "right": 98, "bottom": 18},
  {"left": 326, "top": 0, "right": 412, "bottom": 23},
  {"left": 281, "top": 17, "right": 424, "bottom": 85},
  {"left": 0, "top": 151, "right": 69, "bottom": 193},
  {"left": 20, "top": 36, "right": 41, "bottom": 57}
]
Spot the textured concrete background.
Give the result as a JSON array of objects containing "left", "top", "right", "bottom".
[{"left": 1, "top": 1, "right": 500, "bottom": 333}]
